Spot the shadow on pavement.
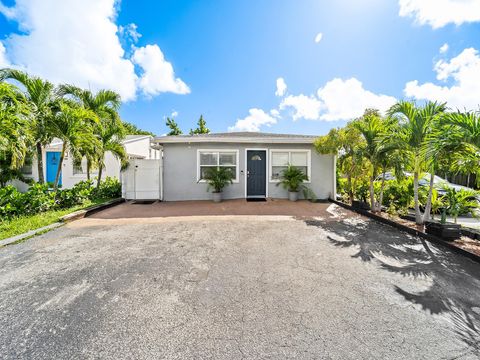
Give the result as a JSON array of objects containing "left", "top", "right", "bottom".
[{"left": 305, "top": 208, "right": 480, "bottom": 357}]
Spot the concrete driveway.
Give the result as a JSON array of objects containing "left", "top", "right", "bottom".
[{"left": 1, "top": 203, "right": 479, "bottom": 359}]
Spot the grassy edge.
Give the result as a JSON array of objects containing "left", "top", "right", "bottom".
[{"left": 0, "top": 197, "right": 112, "bottom": 244}]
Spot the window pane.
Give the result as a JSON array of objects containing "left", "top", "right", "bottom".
[
  {"left": 271, "top": 166, "right": 287, "bottom": 180},
  {"left": 200, "top": 152, "right": 218, "bottom": 165},
  {"left": 291, "top": 152, "right": 307, "bottom": 166},
  {"left": 272, "top": 152, "right": 289, "bottom": 166},
  {"left": 73, "top": 164, "right": 84, "bottom": 175},
  {"left": 295, "top": 166, "right": 308, "bottom": 177},
  {"left": 200, "top": 166, "right": 215, "bottom": 179},
  {"left": 219, "top": 152, "right": 236, "bottom": 165},
  {"left": 20, "top": 157, "right": 33, "bottom": 175},
  {"left": 220, "top": 166, "right": 236, "bottom": 179}
]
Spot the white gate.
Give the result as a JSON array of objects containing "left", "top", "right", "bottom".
[{"left": 122, "top": 159, "right": 162, "bottom": 200}]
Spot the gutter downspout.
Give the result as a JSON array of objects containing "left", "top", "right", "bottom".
[{"left": 332, "top": 154, "right": 337, "bottom": 200}]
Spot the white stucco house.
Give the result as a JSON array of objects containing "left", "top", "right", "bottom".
[
  {"left": 122, "top": 132, "right": 336, "bottom": 201},
  {"left": 14, "top": 135, "right": 160, "bottom": 191}
]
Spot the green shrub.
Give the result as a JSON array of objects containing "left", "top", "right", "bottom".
[
  {"left": 92, "top": 177, "right": 121, "bottom": 199},
  {"left": 0, "top": 177, "right": 121, "bottom": 221},
  {"left": 56, "top": 180, "right": 94, "bottom": 209},
  {"left": 382, "top": 178, "right": 414, "bottom": 212}
]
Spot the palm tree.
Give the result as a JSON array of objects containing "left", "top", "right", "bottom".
[
  {"left": 353, "top": 109, "right": 399, "bottom": 212},
  {"left": 315, "top": 122, "right": 366, "bottom": 204},
  {"left": 57, "top": 85, "right": 122, "bottom": 180},
  {"left": 49, "top": 101, "right": 98, "bottom": 190},
  {"left": 388, "top": 100, "right": 446, "bottom": 224},
  {"left": 0, "top": 82, "right": 30, "bottom": 169},
  {"left": 0, "top": 69, "right": 57, "bottom": 183},
  {"left": 95, "top": 116, "right": 128, "bottom": 188},
  {"left": 441, "top": 111, "right": 480, "bottom": 188}
]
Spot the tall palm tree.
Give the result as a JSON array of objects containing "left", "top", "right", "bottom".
[
  {"left": 57, "top": 85, "right": 122, "bottom": 180},
  {"left": 353, "top": 109, "right": 398, "bottom": 212},
  {"left": 441, "top": 111, "right": 480, "bottom": 186},
  {"left": 388, "top": 100, "right": 446, "bottom": 224},
  {"left": 49, "top": 101, "right": 98, "bottom": 190},
  {"left": 0, "top": 82, "right": 30, "bottom": 169},
  {"left": 0, "top": 69, "right": 57, "bottom": 183},
  {"left": 95, "top": 116, "right": 128, "bottom": 188}
]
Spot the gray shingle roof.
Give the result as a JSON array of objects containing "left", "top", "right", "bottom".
[{"left": 154, "top": 132, "right": 317, "bottom": 144}]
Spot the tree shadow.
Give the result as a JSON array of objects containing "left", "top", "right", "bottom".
[{"left": 305, "top": 206, "right": 480, "bottom": 355}]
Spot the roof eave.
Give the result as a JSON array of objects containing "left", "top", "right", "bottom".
[{"left": 154, "top": 137, "right": 316, "bottom": 145}]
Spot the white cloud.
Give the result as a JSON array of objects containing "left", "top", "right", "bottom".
[
  {"left": 399, "top": 0, "right": 480, "bottom": 29},
  {"left": 277, "top": 77, "right": 396, "bottom": 122},
  {"left": 132, "top": 44, "right": 190, "bottom": 96},
  {"left": 317, "top": 78, "right": 397, "bottom": 121},
  {"left": 405, "top": 47, "right": 480, "bottom": 110},
  {"left": 270, "top": 109, "right": 280, "bottom": 118},
  {"left": 171, "top": 110, "right": 178, "bottom": 118},
  {"left": 228, "top": 108, "right": 277, "bottom": 132},
  {"left": 440, "top": 43, "right": 449, "bottom": 54},
  {"left": 275, "top": 77, "right": 287, "bottom": 97},
  {"left": 280, "top": 94, "right": 322, "bottom": 121},
  {"left": 0, "top": 0, "right": 189, "bottom": 101},
  {"left": 314, "top": 32, "right": 323, "bottom": 43},
  {"left": 118, "top": 23, "right": 142, "bottom": 43},
  {"left": 0, "top": 42, "right": 10, "bottom": 68}
]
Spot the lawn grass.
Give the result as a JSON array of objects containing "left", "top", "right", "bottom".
[{"left": 0, "top": 198, "right": 111, "bottom": 241}]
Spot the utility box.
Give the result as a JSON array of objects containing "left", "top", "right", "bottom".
[{"left": 122, "top": 159, "right": 162, "bottom": 200}]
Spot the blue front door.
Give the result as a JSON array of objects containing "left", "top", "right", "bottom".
[{"left": 46, "top": 152, "right": 62, "bottom": 186}]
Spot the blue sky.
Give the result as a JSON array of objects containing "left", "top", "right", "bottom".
[{"left": 1, "top": 0, "right": 480, "bottom": 136}]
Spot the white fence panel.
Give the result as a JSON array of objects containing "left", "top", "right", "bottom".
[{"left": 122, "top": 159, "right": 162, "bottom": 200}]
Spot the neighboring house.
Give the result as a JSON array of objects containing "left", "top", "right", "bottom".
[
  {"left": 138, "top": 132, "right": 335, "bottom": 201},
  {"left": 14, "top": 135, "right": 160, "bottom": 191}
]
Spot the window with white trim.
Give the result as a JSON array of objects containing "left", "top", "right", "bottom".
[
  {"left": 270, "top": 150, "right": 310, "bottom": 181},
  {"left": 198, "top": 150, "right": 238, "bottom": 182}
]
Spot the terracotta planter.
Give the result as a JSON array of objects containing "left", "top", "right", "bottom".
[
  {"left": 212, "top": 192, "right": 222, "bottom": 203},
  {"left": 288, "top": 191, "right": 299, "bottom": 202},
  {"left": 425, "top": 222, "right": 461, "bottom": 241}
]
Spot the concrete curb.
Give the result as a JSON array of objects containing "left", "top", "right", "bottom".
[
  {"left": 59, "top": 198, "right": 125, "bottom": 223},
  {"left": 0, "top": 222, "right": 64, "bottom": 247},
  {"left": 0, "top": 198, "right": 125, "bottom": 247},
  {"left": 330, "top": 199, "right": 480, "bottom": 265}
]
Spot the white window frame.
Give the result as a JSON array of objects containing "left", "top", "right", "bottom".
[
  {"left": 197, "top": 149, "right": 239, "bottom": 183},
  {"left": 269, "top": 149, "right": 311, "bottom": 183}
]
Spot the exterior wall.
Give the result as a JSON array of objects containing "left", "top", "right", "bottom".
[
  {"left": 162, "top": 142, "right": 335, "bottom": 201},
  {"left": 124, "top": 137, "right": 160, "bottom": 159}
]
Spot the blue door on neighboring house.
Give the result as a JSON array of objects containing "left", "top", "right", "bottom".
[{"left": 46, "top": 152, "right": 62, "bottom": 186}]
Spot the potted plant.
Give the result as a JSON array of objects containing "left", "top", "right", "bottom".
[
  {"left": 203, "top": 167, "right": 234, "bottom": 203},
  {"left": 276, "top": 164, "right": 315, "bottom": 202},
  {"left": 425, "top": 208, "right": 461, "bottom": 240}
]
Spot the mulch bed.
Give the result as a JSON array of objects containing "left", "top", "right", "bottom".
[
  {"left": 375, "top": 211, "right": 480, "bottom": 257},
  {"left": 331, "top": 200, "right": 480, "bottom": 263}
]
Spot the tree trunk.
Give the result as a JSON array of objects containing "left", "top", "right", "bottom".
[
  {"left": 36, "top": 142, "right": 45, "bottom": 184},
  {"left": 422, "top": 172, "right": 435, "bottom": 223},
  {"left": 467, "top": 173, "right": 470, "bottom": 187},
  {"left": 96, "top": 161, "right": 103, "bottom": 188},
  {"left": 369, "top": 175, "right": 376, "bottom": 212},
  {"left": 413, "top": 171, "right": 423, "bottom": 224},
  {"left": 347, "top": 174, "right": 353, "bottom": 204},
  {"left": 378, "top": 170, "right": 386, "bottom": 212},
  {"left": 53, "top": 144, "right": 66, "bottom": 191},
  {"left": 86, "top": 158, "right": 90, "bottom": 181}
]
